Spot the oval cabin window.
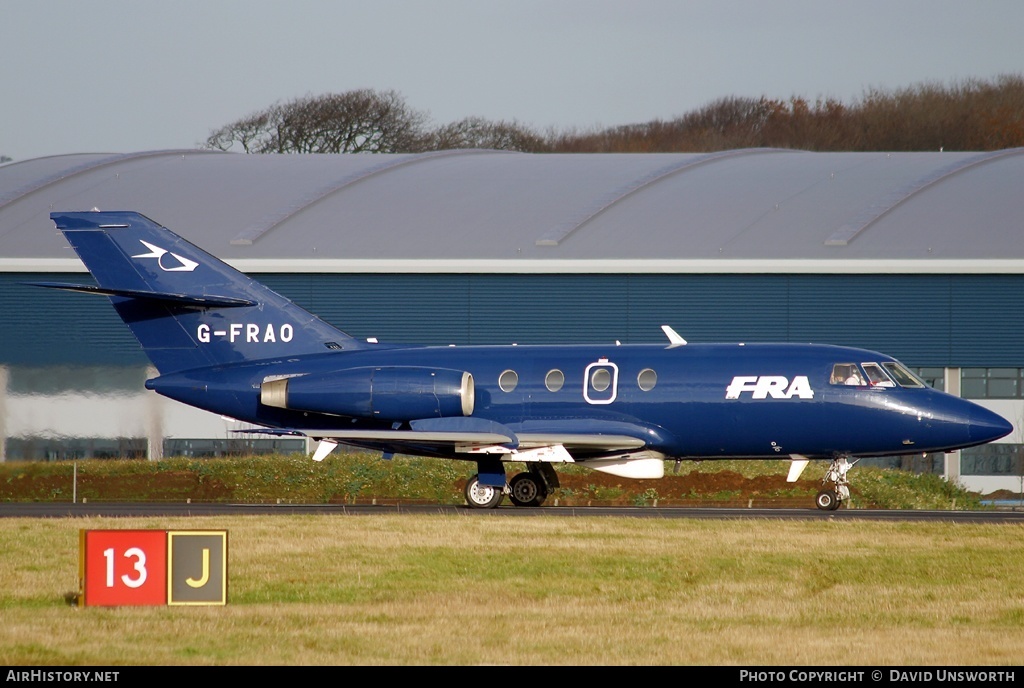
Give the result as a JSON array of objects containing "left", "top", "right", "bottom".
[{"left": 499, "top": 369, "right": 519, "bottom": 392}]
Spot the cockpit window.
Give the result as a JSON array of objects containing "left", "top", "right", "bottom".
[
  {"left": 861, "top": 362, "right": 895, "bottom": 387},
  {"left": 882, "top": 361, "right": 925, "bottom": 388},
  {"left": 831, "top": 363, "right": 866, "bottom": 386}
]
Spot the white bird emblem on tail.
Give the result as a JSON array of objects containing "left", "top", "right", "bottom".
[{"left": 131, "top": 240, "right": 198, "bottom": 272}]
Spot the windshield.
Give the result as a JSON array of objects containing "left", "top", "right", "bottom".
[
  {"left": 882, "top": 361, "right": 924, "bottom": 388},
  {"left": 862, "top": 362, "right": 895, "bottom": 387},
  {"left": 831, "top": 361, "right": 925, "bottom": 388},
  {"left": 830, "top": 363, "right": 866, "bottom": 386}
]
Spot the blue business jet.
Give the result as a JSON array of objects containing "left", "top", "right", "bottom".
[{"left": 37, "top": 211, "right": 1013, "bottom": 510}]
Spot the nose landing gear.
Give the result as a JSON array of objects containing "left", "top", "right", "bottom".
[{"left": 816, "top": 457, "right": 857, "bottom": 511}]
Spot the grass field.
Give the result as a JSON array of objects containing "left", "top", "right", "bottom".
[
  {"left": 0, "top": 452, "right": 996, "bottom": 510},
  {"left": 1, "top": 514, "right": 1023, "bottom": 665},
  {"left": 1, "top": 455, "right": 1018, "bottom": 665}
]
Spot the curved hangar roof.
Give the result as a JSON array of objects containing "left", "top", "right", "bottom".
[{"left": 1, "top": 147, "right": 1023, "bottom": 274}]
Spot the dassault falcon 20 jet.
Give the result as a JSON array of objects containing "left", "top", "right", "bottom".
[{"left": 36, "top": 211, "right": 1013, "bottom": 510}]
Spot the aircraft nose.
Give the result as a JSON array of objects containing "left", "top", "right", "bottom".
[{"left": 969, "top": 405, "right": 1014, "bottom": 444}]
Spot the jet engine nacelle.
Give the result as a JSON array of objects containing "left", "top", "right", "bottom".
[{"left": 260, "top": 366, "right": 475, "bottom": 420}]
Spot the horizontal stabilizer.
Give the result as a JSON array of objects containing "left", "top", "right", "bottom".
[{"left": 28, "top": 282, "right": 257, "bottom": 308}]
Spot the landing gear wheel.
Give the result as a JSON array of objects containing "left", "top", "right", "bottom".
[
  {"left": 509, "top": 472, "right": 548, "bottom": 507},
  {"left": 819, "top": 456, "right": 856, "bottom": 511},
  {"left": 464, "top": 475, "right": 504, "bottom": 509},
  {"left": 815, "top": 490, "right": 841, "bottom": 511}
]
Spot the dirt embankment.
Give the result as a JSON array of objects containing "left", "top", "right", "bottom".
[
  {"left": 538, "top": 469, "right": 816, "bottom": 506},
  {"left": 2, "top": 465, "right": 811, "bottom": 506}
]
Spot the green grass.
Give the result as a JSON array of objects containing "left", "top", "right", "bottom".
[
  {"left": 0, "top": 452, "right": 992, "bottom": 509},
  {"left": 0, "top": 515, "right": 1022, "bottom": 665}
]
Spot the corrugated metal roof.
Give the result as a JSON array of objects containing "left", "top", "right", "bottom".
[{"left": 1, "top": 147, "right": 1022, "bottom": 272}]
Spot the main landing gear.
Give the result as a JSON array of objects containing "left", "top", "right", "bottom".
[
  {"left": 464, "top": 475, "right": 505, "bottom": 509},
  {"left": 464, "top": 463, "right": 560, "bottom": 509},
  {"left": 508, "top": 471, "right": 548, "bottom": 507},
  {"left": 815, "top": 457, "right": 857, "bottom": 511}
]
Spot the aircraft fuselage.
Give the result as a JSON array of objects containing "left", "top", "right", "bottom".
[{"left": 147, "top": 341, "right": 1004, "bottom": 461}]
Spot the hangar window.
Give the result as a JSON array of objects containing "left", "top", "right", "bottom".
[
  {"left": 637, "top": 368, "right": 657, "bottom": 391},
  {"left": 498, "top": 369, "right": 519, "bottom": 393},
  {"left": 545, "top": 369, "right": 564, "bottom": 392},
  {"left": 962, "top": 368, "right": 1024, "bottom": 398},
  {"left": 962, "top": 443, "right": 1024, "bottom": 474},
  {"left": 912, "top": 367, "right": 945, "bottom": 391}
]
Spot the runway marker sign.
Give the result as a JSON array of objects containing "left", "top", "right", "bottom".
[{"left": 79, "top": 529, "right": 227, "bottom": 606}]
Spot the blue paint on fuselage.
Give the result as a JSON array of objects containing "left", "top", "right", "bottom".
[{"left": 147, "top": 341, "right": 1011, "bottom": 461}]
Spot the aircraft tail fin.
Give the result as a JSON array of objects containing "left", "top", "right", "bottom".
[{"left": 44, "top": 211, "right": 366, "bottom": 374}]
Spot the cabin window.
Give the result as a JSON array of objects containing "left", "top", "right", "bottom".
[
  {"left": 881, "top": 362, "right": 924, "bottom": 388},
  {"left": 830, "top": 363, "right": 866, "bottom": 386},
  {"left": 590, "top": 368, "right": 612, "bottom": 392},
  {"left": 637, "top": 368, "right": 657, "bottom": 391},
  {"left": 861, "top": 363, "right": 895, "bottom": 387},
  {"left": 498, "top": 369, "right": 518, "bottom": 392},
  {"left": 545, "top": 369, "right": 564, "bottom": 392}
]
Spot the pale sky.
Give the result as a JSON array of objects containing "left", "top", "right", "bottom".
[{"left": 3, "top": 0, "right": 1023, "bottom": 162}]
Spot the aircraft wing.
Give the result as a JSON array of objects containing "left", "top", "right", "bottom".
[
  {"left": 297, "top": 428, "right": 517, "bottom": 447},
  {"left": 241, "top": 424, "right": 648, "bottom": 461}
]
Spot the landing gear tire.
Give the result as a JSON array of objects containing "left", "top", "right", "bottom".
[
  {"left": 509, "top": 472, "right": 548, "bottom": 507},
  {"left": 815, "top": 489, "right": 841, "bottom": 511},
  {"left": 465, "top": 475, "right": 504, "bottom": 509},
  {"left": 818, "top": 457, "right": 856, "bottom": 511}
]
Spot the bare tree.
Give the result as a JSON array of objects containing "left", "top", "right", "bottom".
[
  {"left": 205, "top": 110, "right": 272, "bottom": 154},
  {"left": 207, "top": 75, "right": 1024, "bottom": 156},
  {"left": 428, "top": 116, "right": 546, "bottom": 152},
  {"left": 206, "top": 89, "right": 430, "bottom": 154},
  {"left": 544, "top": 75, "right": 1024, "bottom": 153}
]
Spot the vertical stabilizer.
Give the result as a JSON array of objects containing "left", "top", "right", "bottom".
[{"left": 47, "top": 211, "right": 364, "bottom": 373}]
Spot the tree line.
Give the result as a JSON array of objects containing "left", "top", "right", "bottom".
[{"left": 205, "top": 75, "right": 1024, "bottom": 155}]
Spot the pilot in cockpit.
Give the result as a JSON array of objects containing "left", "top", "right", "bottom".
[{"left": 831, "top": 363, "right": 865, "bottom": 386}]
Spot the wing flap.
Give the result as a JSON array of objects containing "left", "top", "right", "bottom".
[{"left": 517, "top": 433, "right": 647, "bottom": 451}]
